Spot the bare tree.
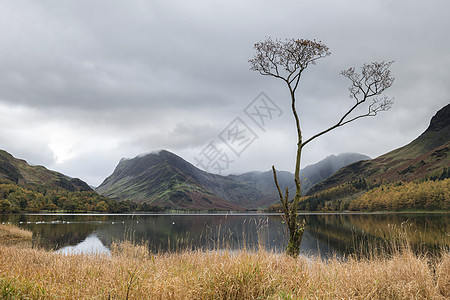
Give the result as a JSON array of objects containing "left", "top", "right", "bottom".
[{"left": 249, "top": 38, "right": 394, "bottom": 257}]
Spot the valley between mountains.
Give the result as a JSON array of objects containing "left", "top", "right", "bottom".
[{"left": 0, "top": 104, "right": 449, "bottom": 212}]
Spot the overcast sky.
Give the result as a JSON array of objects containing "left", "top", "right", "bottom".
[{"left": 0, "top": 0, "right": 449, "bottom": 187}]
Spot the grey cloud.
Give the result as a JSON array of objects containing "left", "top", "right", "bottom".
[{"left": 0, "top": 0, "right": 448, "bottom": 185}]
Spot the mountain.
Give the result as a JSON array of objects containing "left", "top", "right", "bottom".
[
  {"left": 230, "top": 153, "right": 370, "bottom": 195},
  {"left": 97, "top": 150, "right": 370, "bottom": 210},
  {"left": 96, "top": 150, "right": 267, "bottom": 210},
  {"left": 308, "top": 103, "right": 450, "bottom": 195},
  {"left": 299, "top": 153, "right": 370, "bottom": 193},
  {"left": 0, "top": 149, "right": 92, "bottom": 192},
  {"left": 228, "top": 170, "right": 295, "bottom": 202}
]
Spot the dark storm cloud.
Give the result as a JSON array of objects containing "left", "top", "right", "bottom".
[{"left": 0, "top": 0, "right": 448, "bottom": 185}]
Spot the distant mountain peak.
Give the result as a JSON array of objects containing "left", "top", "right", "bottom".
[
  {"left": 137, "top": 149, "right": 167, "bottom": 157},
  {"left": 120, "top": 149, "right": 169, "bottom": 163}
]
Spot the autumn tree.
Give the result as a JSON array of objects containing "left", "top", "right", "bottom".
[
  {"left": 0, "top": 199, "right": 11, "bottom": 213},
  {"left": 249, "top": 38, "right": 394, "bottom": 257}
]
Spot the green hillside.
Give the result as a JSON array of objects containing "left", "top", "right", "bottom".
[{"left": 0, "top": 150, "right": 92, "bottom": 192}]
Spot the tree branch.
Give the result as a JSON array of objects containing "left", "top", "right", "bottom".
[
  {"left": 303, "top": 95, "right": 393, "bottom": 147},
  {"left": 302, "top": 61, "right": 395, "bottom": 148},
  {"left": 272, "top": 165, "right": 284, "bottom": 204}
]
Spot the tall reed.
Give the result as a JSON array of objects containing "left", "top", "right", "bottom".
[
  {"left": 0, "top": 244, "right": 449, "bottom": 298},
  {"left": 1, "top": 223, "right": 449, "bottom": 299}
]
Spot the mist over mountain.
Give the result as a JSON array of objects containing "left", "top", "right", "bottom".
[
  {"left": 229, "top": 153, "right": 370, "bottom": 196},
  {"left": 299, "top": 153, "right": 370, "bottom": 193}
]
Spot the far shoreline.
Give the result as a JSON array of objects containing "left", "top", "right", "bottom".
[{"left": 1, "top": 209, "right": 449, "bottom": 217}]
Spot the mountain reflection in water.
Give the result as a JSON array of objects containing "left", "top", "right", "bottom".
[{"left": 58, "top": 234, "right": 111, "bottom": 255}]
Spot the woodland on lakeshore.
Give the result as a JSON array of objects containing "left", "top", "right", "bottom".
[
  {"left": 269, "top": 167, "right": 450, "bottom": 212},
  {"left": 349, "top": 178, "right": 449, "bottom": 211},
  {"left": 0, "top": 180, "right": 162, "bottom": 213},
  {"left": 0, "top": 167, "right": 449, "bottom": 214}
]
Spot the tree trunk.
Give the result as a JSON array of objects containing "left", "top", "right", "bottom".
[
  {"left": 285, "top": 213, "right": 304, "bottom": 257},
  {"left": 272, "top": 86, "right": 305, "bottom": 258},
  {"left": 289, "top": 87, "right": 305, "bottom": 257}
]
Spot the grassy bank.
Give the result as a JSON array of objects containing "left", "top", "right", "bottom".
[
  {"left": 0, "top": 249, "right": 449, "bottom": 298},
  {"left": 0, "top": 223, "right": 32, "bottom": 247},
  {"left": 1, "top": 225, "right": 449, "bottom": 299}
]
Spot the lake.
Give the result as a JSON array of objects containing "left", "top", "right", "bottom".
[{"left": 1, "top": 212, "right": 449, "bottom": 257}]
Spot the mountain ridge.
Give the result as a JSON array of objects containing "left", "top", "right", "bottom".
[
  {"left": 97, "top": 150, "right": 266, "bottom": 210},
  {"left": 96, "top": 151, "right": 370, "bottom": 210},
  {"left": 0, "top": 149, "right": 92, "bottom": 192}
]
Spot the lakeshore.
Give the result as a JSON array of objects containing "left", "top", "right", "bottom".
[{"left": 2, "top": 212, "right": 449, "bottom": 257}]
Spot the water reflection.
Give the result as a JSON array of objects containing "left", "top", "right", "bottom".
[
  {"left": 58, "top": 234, "right": 110, "bottom": 255},
  {"left": 1, "top": 213, "right": 448, "bottom": 258}
]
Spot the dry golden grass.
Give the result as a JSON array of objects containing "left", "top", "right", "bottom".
[
  {"left": 0, "top": 223, "right": 32, "bottom": 247},
  {"left": 1, "top": 239, "right": 449, "bottom": 299}
]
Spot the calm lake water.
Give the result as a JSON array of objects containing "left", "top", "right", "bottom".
[{"left": 1, "top": 213, "right": 449, "bottom": 257}]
